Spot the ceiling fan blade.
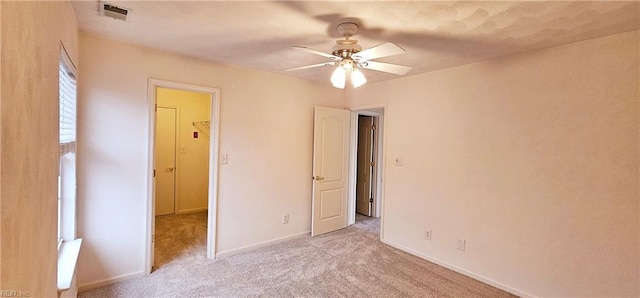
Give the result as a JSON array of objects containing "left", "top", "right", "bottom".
[
  {"left": 352, "top": 42, "right": 406, "bottom": 61},
  {"left": 286, "top": 62, "right": 334, "bottom": 71},
  {"left": 291, "top": 46, "right": 341, "bottom": 60},
  {"left": 361, "top": 61, "right": 412, "bottom": 76}
]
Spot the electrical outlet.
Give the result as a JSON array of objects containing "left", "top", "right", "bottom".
[
  {"left": 394, "top": 156, "right": 403, "bottom": 166},
  {"left": 457, "top": 239, "right": 466, "bottom": 251},
  {"left": 424, "top": 230, "right": 432, "bottom": 240},
  {"left": 282, "top": 214, "right": 289, "bottom": 224}
]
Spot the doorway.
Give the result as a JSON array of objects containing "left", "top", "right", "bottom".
[
  {"left": 348, "top": 106, "right": 385, "bottom": 237},
  {"left": 310, "top": 106, "right": 385, "bottom": 237},
  {"left": 146, "top": 79, "right": 221, "bottom": 275},
  {"left": 356, "top": 115, "right": 376, "bottom": 217},
  {"left": 153, "top": 88, "right": 211, "bottom": 269}
]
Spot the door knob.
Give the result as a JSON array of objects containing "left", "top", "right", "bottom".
[{"left": 313, "top": 176, "right": 324, "bottom": 181}]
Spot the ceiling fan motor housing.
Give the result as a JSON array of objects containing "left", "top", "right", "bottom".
[
  {"left": 332, "top": 41, "right": 362, "bottom": 58},
  {"left": 332, "top": 22, "right": 362, "bottom": 58}
]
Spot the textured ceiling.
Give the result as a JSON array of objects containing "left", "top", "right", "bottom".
[{"left": 71, "top": 1, "right": 639, "bottom": 84}]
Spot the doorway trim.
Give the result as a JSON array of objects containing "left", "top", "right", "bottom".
[
  {"left": 145, "top": 79, "right": 221, "bottom": 274},
  {"left": 347, "top": 103, "right": 387, "bottom": 240}
]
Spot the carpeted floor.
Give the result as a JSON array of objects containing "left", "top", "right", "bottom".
[{"left": 80, "top": 212, "right": 517, "bottom": 297}]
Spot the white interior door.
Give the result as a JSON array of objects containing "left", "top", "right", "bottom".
[
  {"left": 311, "top": 106, "right": 350, "bottom": 236},
  {"left": 155, "top": 107, "right": 177, "bottom": 216}
]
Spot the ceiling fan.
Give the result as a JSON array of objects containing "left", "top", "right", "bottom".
[{"left": 287, "top": 22, "right": 412, "bottom": 89}]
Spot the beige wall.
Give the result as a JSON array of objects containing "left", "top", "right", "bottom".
[
  {"left": 0, "top": 1, "right": 78, "bottom": 296},
  {"left": 349, "top": 31, "right": 639, "bottom": 297},
  {"left": 77, "top": 33, "right": 344, "bottom": 288},
  {"left": 157, "top": 88, "right": 211, "bottom": 213}
]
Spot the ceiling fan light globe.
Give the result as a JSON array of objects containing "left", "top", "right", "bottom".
[
  {"left": 331, "top": 67, "right": 346, "bottom": 89},
  {"left": 351, "top": 69, "right": 367, "bottom": 88}
]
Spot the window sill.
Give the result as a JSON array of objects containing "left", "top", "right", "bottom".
[{"left": 57, "top": 238, "right": 82, "bottom": 291}]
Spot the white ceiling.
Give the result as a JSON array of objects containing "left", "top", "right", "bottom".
[{"left": 71, "top": 1, "right": 639, "bottom": 84}]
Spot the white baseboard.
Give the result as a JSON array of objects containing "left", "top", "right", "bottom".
[
  {"left": 382, "top": 239, "right": 536, "bottom": 298},
  {"left": 78, "top": 271, "right": 146, "bottom": 293},
  {"left": 215, "top": 231, "right": 310, "bottom": 259},
  {"left": 176, "top": 207, "right": 208, "bottom": 214}
]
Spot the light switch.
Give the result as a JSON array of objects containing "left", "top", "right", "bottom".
[
  {"left": 457, "top": 239, "right": 466, "bottom": 251},
  {"left": 220, "top": 153, "right": 228, "bottom": 164}
]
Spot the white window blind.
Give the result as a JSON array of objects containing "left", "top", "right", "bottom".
[{"left": 59, "top": 55, "right": 76, "bottom": 154}]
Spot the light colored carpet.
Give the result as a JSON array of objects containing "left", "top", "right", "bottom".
[{"left": 80, "top": 212, "right": 517, "bottom": 298}]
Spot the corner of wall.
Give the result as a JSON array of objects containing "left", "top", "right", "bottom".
[{"left": 0, "top": 1, "right": 79, "bottom": 296}]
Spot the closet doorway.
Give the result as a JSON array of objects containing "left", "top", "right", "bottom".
[
  {"left": 355, "top": 115, "right": 376, "bottom": 217},
  {"left": 348, "top": 106, "right": 385, "bottom": 238},
  {"left": 146, "top": 79, "right": 221, "bottom": 275},
  {"left": 153, "top": 88, "right": 211, "bottom": 270}
]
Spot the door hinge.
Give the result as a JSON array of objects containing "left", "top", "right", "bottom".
[
  {"left": 370, "top": 161, "right": 375, "bottom": 166},
  {"left": 369, "top": 198, "right": 374, "bottom": 203},
  {"left": 155, "top": 104, "right": 157, "bottom": 112},
  {"left": 372, "top": 125, "right": 376, "bottom": 130},
  {"left": 153, "top": 169, "right": 156, "bottom": 177}
]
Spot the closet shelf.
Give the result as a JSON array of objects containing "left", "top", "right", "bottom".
[{"left": 192, "top": 120, "right": 210, "bottom": 139}]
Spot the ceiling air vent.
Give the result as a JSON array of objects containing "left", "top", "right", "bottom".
[{"left": 100, "top": 2, "right": 131, "bottom": 22}]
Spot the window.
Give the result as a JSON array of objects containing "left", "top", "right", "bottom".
[{"left": 58, "top": 45, "right": 77, "bottom": 247}]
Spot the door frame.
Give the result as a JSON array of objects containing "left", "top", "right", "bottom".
[
  {"left": 347, "top": 104, "right": 386, "bottom": 240},
  {"left": 145, "top": 79, "right": 221, "bottom": 274}
]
